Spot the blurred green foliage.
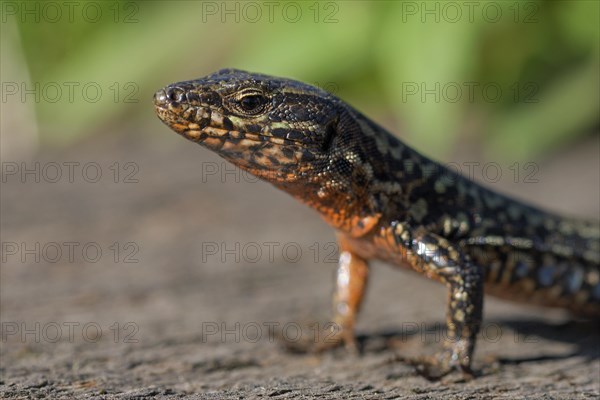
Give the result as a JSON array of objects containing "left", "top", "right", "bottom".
[{"left": 9, "top": 0, "right": 600, "bottom": 160}]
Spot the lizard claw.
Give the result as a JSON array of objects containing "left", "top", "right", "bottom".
[
  {"left": 277, "top": 320, "right": 359, "bottom": 355},
  {"left": 404, "top": 349, "right": 476, "bottom": 381},
  {"left": 314, "top": 322, "right": 360, "bottom": 355}
]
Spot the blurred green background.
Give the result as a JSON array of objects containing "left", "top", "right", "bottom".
[{"left": 3, "top": 0, "right": 599, "bottom": 161}]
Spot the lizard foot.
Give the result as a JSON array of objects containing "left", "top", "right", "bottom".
[
  {"left": 402, "top": 349, "right": 476, "bottom": 381},
  {"left": 276, "top": 320, "right": 358, "bottom": 355},
  {"left": 314, "top": 321, "right": 359, "bottom": 355}
]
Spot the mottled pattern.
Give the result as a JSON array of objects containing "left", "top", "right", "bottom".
[{"left": 154, "top": 69, "right": 600, "bottom": 377}]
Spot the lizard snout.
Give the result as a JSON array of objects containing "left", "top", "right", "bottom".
[
  {"left": 154, "top": 86, "right": 187, "bottom": 106},
  {"left": 153, "top": 89, "right": 167, "bottom": 106}
]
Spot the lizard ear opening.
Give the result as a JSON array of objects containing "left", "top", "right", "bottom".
[
  {"left": 321, "top": 109, "right": 352, "bottom": 152},
  {"left": 321, "top": 122, "right": 336, "bottom": 152},
  {"left": 324, "top": 107, "right": 363, "bottom": 153}
]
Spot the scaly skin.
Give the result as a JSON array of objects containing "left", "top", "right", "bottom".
[{"left": 154, "top": 69, "right": 600, "bottom": 378}]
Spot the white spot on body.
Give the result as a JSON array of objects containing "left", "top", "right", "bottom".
[
  {"left": 454, "top": 309, "right": 465, "bottom": 322},
  {"left": 484, "top": 236, "right": 505, "bottom": 246}
]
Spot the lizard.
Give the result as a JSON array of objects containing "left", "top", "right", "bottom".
[{"left": 153, "top": 68, "right": 600, "bottom": 378}]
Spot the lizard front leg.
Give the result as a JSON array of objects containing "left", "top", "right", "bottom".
[
  {"left": 316, "top": 234, "right": 370, "bottom": 353},
  {"left": 278, "top": 234, "right": 369, "bottom": 353},
  {"left": 393, "top": 223, "right": 484, "bottom": 378}
]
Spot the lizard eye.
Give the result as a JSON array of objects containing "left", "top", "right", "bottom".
[{"left": 237, "top": 93, "right": 267, "bottom": 115}]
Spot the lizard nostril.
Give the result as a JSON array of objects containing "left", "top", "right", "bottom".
[{"left": 165, "top": 87, "right": 185, "bottom": 103}]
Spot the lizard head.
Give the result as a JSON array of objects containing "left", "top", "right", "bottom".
[
  {"left": 154, "top": 68, "right": 340, "bottom": 183},
  {"left": 154, "top": 69, "right": 384, "bottom": 231}
]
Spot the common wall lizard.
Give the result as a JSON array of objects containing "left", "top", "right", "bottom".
[{"left": 154, "top": 69, "right": 600, "bottom": 378}]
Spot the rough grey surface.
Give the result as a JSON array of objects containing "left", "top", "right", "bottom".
[{"left": 1, "top": 129, "right": 599, "bottom": 399}]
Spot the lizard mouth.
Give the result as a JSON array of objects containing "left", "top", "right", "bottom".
[
  {"left": 154, "top": 92, "right": 307, "bottom": 148},
  {"left": 155, "top": 109, "right": 306, "bottom": 148},
  {"left": 181, "top": 127, "right": 306, "bottom": 147}
]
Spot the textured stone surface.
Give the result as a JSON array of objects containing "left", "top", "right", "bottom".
[{"left": 1, "top": 130, "right": 598, "bottom": 399}]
